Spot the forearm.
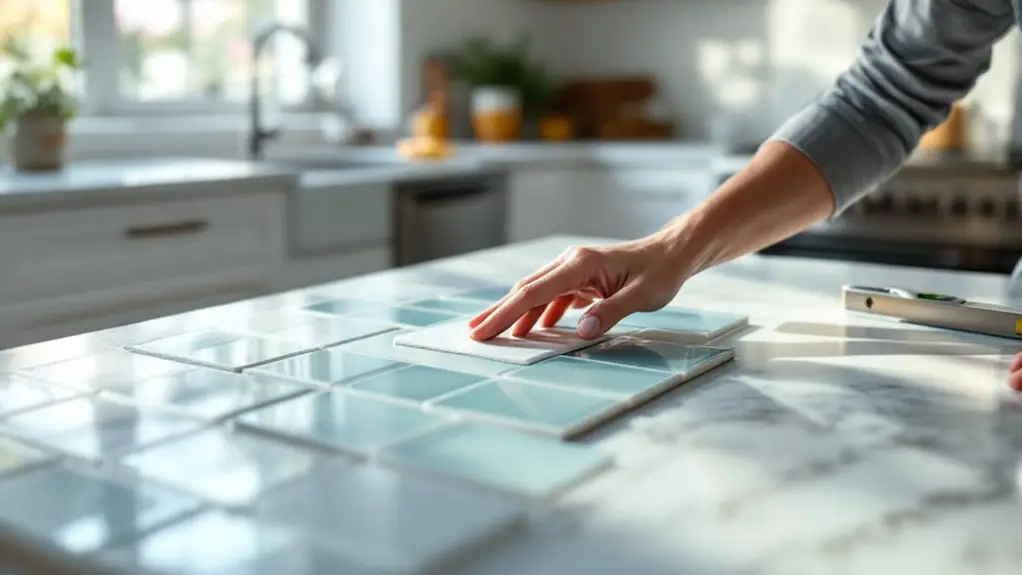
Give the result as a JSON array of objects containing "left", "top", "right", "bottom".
[{"left": 655, "top": 141, "right": 833, "bottom": 276}]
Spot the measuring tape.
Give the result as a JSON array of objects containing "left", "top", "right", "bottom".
[{"left": 842, "top": 285, "right": 1022, "bottom": 340}]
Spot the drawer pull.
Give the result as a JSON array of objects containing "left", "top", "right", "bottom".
[{"left": 124, "top": 220, "right": 209, "bottom": 240}]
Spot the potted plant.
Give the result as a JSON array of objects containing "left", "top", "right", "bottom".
[
  {"left": 449, "top": 34, "right": 542, "bottom": 143},
  {"left": 0, "top": 38, "right": 81, "bottom": 171}
]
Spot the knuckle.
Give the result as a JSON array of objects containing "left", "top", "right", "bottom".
[{"left": 568, "top": 246, "right": 598, "bottom": 264}]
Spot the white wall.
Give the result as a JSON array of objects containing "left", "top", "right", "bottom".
[{"left": 399, "top": 0, "right": 1021, "bottom": 147}]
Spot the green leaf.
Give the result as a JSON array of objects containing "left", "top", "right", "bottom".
[{"left": 53, "top": 48, "right": 79, "bottom": 68}]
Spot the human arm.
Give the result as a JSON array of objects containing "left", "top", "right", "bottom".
[{"left": 469, "top": 0, "right": 1015, "bottom": 342}]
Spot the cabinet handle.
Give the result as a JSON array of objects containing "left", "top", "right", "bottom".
[{"left": 123, "top": 219, "right": 209, "bottom": 240}]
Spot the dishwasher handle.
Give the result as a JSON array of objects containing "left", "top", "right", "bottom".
[{"left": 407, "top": 186, "right": 489, "bottom": 204}]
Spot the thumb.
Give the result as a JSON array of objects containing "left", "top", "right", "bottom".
[{"left": 576, "top": 284, "right": 645, "bottom": 339}]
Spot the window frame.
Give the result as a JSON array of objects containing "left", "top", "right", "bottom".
[{"left": 73, "top": 0, "right": 330, "bottom": 118}]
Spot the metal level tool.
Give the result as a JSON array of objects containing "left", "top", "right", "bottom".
[{"left": 841, "top": 285, "right": 1022, "bottom": 339}]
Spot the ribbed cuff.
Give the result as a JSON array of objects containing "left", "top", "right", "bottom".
[{"left": 768, "top": 101, "right": 907, "bottom": 218}]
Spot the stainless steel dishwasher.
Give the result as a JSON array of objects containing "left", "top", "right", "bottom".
[{"left": 393, "top": 172, "right": 509, "bottom": 266}]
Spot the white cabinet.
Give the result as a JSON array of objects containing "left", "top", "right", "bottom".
[
  {"left": 597, "top": 168, "right": 715, "bottom": 240},
  {"left": 508, "top": 168, "right": 585, "bottom": 242},
  {"left": 0, "top": 191, "right": 287, "bottom": 349}
]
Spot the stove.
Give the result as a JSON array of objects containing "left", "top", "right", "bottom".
[{"left": 714, "top": 149, "right": 1022, "bottom": 274}]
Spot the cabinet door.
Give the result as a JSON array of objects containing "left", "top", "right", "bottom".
[
  {"left": 509, "top": 169, "right": 584, "bottom": 242},
  {"left": 601, "top": 169, "right": 715, "bottom": 239}
]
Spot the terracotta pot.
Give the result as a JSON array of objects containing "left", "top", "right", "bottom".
[
  {"left": 10, "top": 115, "right": 68, "bottom": 171},
  {"left": 470, "top": 86, "right": 521, "bottom": 143}
]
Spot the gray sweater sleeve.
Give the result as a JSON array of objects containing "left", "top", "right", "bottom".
[{"left": 769, "top": 0, "right": 1016, "bottom": 216}]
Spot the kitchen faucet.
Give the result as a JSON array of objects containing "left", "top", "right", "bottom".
[{"left": 248, "top": 22, "right": 322, "bottom": 160}]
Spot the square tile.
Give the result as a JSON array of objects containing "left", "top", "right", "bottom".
[
  {"left": 123, "top": 427, "right": 322, "bottom": 508},
  {"left": 0, "top": 437, "right": 53, "bottom": 477},
  {"left": 246, "top": 349, "right": 404, "bottom": 388},
  {"left": 15, "top": 349, "right": 191, "bottom": 392},
  {"left": 381, "top": 423, "right": 613, "bottom": 500},
  {"left": 0, "top": 372, "right": 86, "bottom": 417},
  {"left": 394, "top": 320, "right": 607, "bottom": 366},
  {"left": 0, "top": 465, "right": 200, "bottom": 554},
  {"left": 624, "top": 307, "right": 749, "bottom": 343},
  {"left": 237, "top": 392, "right": 451, "bottom": 457},
  {"left": 404, "top": 297, "right": 491, "bottom": 316},
  {"left": 346, "top": 365, "right": 488, "bottom": 405},
  {"left": 505, "top": 356, "right": 677, "bottom": 404},
  {"left": 100, "top": 369, "right": 311, "bottom": 422},
  {"left": 346, "top": 305, "right": 460, "bottom": 328},
  {"left": 0, "top": 396, "right": 206, "bottom": 462},
  {"left": 262, "top": 316, "right": 395, "bottom": 350},
  {"left": 127, "top": 329, "right": 315, "bottom": 373},
  {"left": 450, "top": 286, "right": 512, "bottom": 303},
  {"left": 339, "top": 330, "right": 515, "bottom": 378},
  {"left": 100, "top": 510, "right": 379, "bottom": 575},
  {"left": 303, "top": 298, "right": 399, "bottom": 318},
  {"left": 549, "top": 308, "right": 641, "bottom": 338},
  {"left": 226, "top": 309, "right": 335, "bottom": 334},
  {"left": 428, "top": 379, "right": 622, "bottom": 438},
  {"left": 255, "top": 458, "right": 524, "bottom": 574},
  {"left": 572, "top": 337, "right": 735, "bottom": 376}
]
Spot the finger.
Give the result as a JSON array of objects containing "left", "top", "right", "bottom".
[
  {"left": 1010, "top": 351, "right": 1022, "bottom": 373},
  {"left": 576, "top": 282, "right": 646, "bottom": 339},
  {"left": 1009, "top": 370, "right": 1022, "bottom": 391},
  {"left": 571, "top": 295, "right": 594, "bottom": 309},
  {"left": 470, "top": 262, "right": 588, "bottom": 341},
  {"left": 468, "top": 256, "right": 568, "bottom": 328},
  {"left": 539, "top": 294, "right": 575, "bottom": 328},
  {"left": 512, "top": 306, "right": 547, "bottom": 337}
]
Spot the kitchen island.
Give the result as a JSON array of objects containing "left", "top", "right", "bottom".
[{"left": 0, "top": 235, "right": 1020, "bottom": 575}]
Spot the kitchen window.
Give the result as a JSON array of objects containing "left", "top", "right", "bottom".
[{"left": 1, "top": 0, "right": 326, "bottom": 117}]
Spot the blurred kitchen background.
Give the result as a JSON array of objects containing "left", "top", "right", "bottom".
[{"left": 3, "top": 0, "right": 1022, "bottom": 337}]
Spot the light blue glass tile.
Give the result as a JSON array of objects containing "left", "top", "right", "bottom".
[
  {"left": 237, "top": 392, "right": 451, "bottom": 457},
  {"left": 346, "top": 305, "right": 459, "bottom": 328},
  {"left": 623, "top": 307, "right": 748, "bottom": 339},
  {"left": 123, "top": 427, "right": 321, "bottom": 508},
  {"left": 246, "top": 349, "right": 404, "bottom": 388},
  {"left": 451, "top": 286, "right": 512, "bottom": 303},
  {"left": 572, "top": 338, "right": 734, "bottom": 375},
  {"left": 429, "top": 379, "right": 622, "bottom": 438},
  {"left": 100, "top": 509, "right": 379, "bottom": 575},
  {"left": 548, "top": 308, "right": 641, "bottom": 338},
  {"left": 263, "top": 316, "right": 395, "bottom": 349},
  {"left": 0, "top": 465, "right": 200, "bottom": 554},
  {"left": 338, "top": 330, "right": 516, "bottom": 378},
  {"left": 0, "top": 372, "right": 85, "bottom": 417},
  {"left": 381, "top": 423, "right": 613, "bottom": 500},
  {"left": 254, "top": 458, "right": 524, "bottom": 574},
  {"left": 100, "top": 369, "right": 311, "bottom": 422},
  {"left": 404, "top": 297, "right": 491, "bottom": 316},
  {"left": 127, "top": 329, "right": 315, "bottom": 373},
  {"left": 16, "top": 349, "right": 191, "bottom": 392},
  {"left": 0, "top": 437, "right": 53, "bottom": 478},
  {"left": 505, "top": 356, "right": 674, "bottom": 402},
  {"left": 0, "top": 396, "right": 205, "bottom": 462},
  {"left": 346, "top": 365, "right": 488, "bottom": 405},
  {"left": 303, "top": 298, "right": 397, "bottom": 318}
]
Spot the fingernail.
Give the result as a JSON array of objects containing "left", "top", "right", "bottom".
[{"left": 577, "top": 315, "right": 601, "bottom": 339}]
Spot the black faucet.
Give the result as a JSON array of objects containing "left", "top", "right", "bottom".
[{"left": 248, "top": 22, "right": 322, "bottom": 161}]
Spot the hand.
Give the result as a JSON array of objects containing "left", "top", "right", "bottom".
[
  {"left": 468, "top": 235, "right": 690, "bottom": 341},
  {"left": 1009, "top": 351, "right": 1022, "bottom": 391}
]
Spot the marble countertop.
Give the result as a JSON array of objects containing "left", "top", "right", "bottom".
[{"left": 1, "top": 235, "right": 1021, "bottom": 574}]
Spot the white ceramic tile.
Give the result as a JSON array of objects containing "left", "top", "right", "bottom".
[
  {"left": 255, "top": 458, "right": 525, "bottom": 574},
  {"left": 15, "top": 349, "right": 192, "bottom": 392},
  {"left": 236, "top": 391, "right": 452, "bottom": 457},
  {"left": 339, "top": 330, "right": 516, "bottom": 378},
  {"left": 245, "top": 349, "right": 405, "bottom": 388},
  {"left": 127, "top": 329, "right": 315, "bottom": 373},
  {"left": 0, "top": 436, "right": 53, "bottom": 477},
  {"left": 99, "top": 368, "right": 311, "bottom": 422},
  {"left": 380, "top": 423, "right": 613, "bottom": 500},
  {"left": 123, "top": 427, "right": 322, "bottom": 508},
  {"left": 100, "top": 509, "right": 381, "bottom": 575},
  {"left": 428, "top": 379, "right": 624, "bottom": 439},
  {"left": 394, "top": 320, "right": 608, "bottom": 366},
  {"left": 0, "top": 464, "right": 200, "bottom": 554},
  {"left": 262, "top": 316, "right": 395, "bottom": 349},
  {"left": 0, "top": 396, "right": 206, "bottom": 462},
  {"left": 0, "top": 372, "right": 86, "bottom": 417}
]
